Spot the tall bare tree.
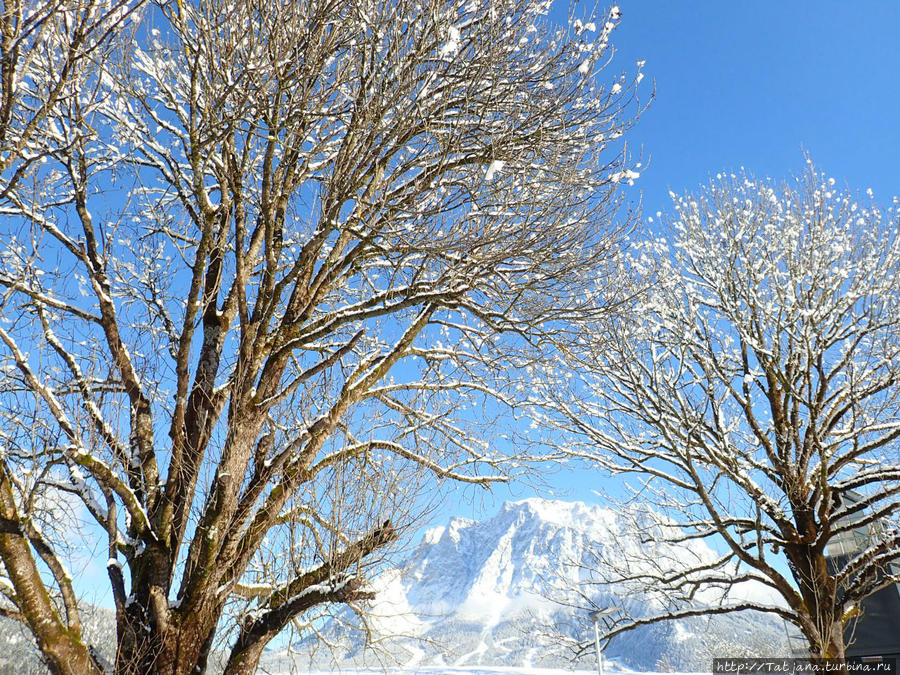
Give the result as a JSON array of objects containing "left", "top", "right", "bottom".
[
  {"left": 537, "top": 166, "right": 900, "bottom": 662},
  {"left": 1, "top": 1, "right": 144, "bottom": 672},
  {"left": 1, "top": 0, "right": 142, "bottom": 198},
  {"left": 0, "top": 0, "right": 642, "bottom": 672}
]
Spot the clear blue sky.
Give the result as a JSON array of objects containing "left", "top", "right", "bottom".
[
  {"left": 69, "top": 0, "right": 900, "bottom": 603},
  {"left": 449, "top": 0, "right": 900, "bottom": 522},
  {"left": 611, "top": 1, "right": 900, "bottom": 211}
]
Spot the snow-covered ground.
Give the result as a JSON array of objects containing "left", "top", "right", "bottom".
[
  {"left": 302, "top": 670, "right": 586, "bottom": 675},
  {"left": 300, "top": 668, "right": 703, "bottom": 675}
]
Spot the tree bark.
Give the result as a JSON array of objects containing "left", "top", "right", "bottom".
[
  {"left": 0, "top": 466, "right": 101, "bottom": 675},
  {"left": 115, "top": 598, "right": 224, "bottom": 675}
]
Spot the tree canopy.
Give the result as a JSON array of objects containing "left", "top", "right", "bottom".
[
  {"left": 0, "top": 0, "right": 641, "bottom": 672},
  {"left": 537, "top": 166, "right": 900, "bottom": 661}
]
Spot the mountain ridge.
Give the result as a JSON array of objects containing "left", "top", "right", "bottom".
[
  {"left": 274, "top": 498, "right": 791, "bottom": 672},
  {"left": 0, "top": 498, "right": 792, "bottom": 673}
]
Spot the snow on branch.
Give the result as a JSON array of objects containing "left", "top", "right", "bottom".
[
  {"left": 0, "top": 0, "right": 643, "bottom": 668},
  {"left": 537, "top": 164, "right": 900, "bottom": 660}
]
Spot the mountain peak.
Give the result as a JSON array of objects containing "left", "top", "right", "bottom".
[
  {"left": 280, "top": 498, "right": 790, "bottom": 672},
  {"left": 430, "top": 498, "right": 621, "bottom": 546}
]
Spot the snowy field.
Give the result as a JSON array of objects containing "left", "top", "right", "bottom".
[
  {"left": 301, "top": 670, "right": 596, "bottom": 675},
  {"left": 298, "top": 669, "right": 701, "bottom": 675}
]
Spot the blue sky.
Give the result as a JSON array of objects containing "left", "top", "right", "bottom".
[
  {"left": 64, "top": 0, "right": 900, "bottom": 605},
  {"left": 448, "top": 1, "right": 900, "bottom": 522},
  {"left": 611, "top": 1, "right": 899, "bottom": 210}
]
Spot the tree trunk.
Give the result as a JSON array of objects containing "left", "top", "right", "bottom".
[
  {"left": 115, "top": 595, "right": 223, "bottom": 675},
  {"left": 803, "top": 618, "right": 847, "bottom": 673},
  {"left": 0, "top": 467, "right": 101, "bottom": 675},
  {"left": 222, "top": 641, "right": 267, "bottom": 675},
  {"left": 816, "top": 620, "right": 846, "bottom": 660}
]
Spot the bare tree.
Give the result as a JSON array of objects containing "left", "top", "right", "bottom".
[
  {"left": 0, "top": 0, "right": 642, "bottom": 672},
  {"left": 536, "top": 166, "right": 900, "bottom": 662},
  {"left": 1, "top": 0, "right": 143, "bottom": 199}
]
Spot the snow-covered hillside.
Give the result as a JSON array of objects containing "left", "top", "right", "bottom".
[
  {"left": 0, "top": 499, "right": 791, "bottom": 674},
  {"left": 274, "top": 499, "right": 791, "bottom": 673},
  {"left": 299, "top": 670, "right": 704, "bottom": 675},
  {"left": 0, "top": 604, "right": 116, "bottom": 675}
]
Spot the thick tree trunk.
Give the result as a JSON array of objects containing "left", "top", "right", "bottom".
[
  {"left": 116, "top": 598, "right": 224, "bottom": 675},
  {"left": 798, "top": 615, "right": 846, "bottom": 674},
  {"left": 786, "top": 542, "right": 847, "bottom": 667},
  {"left": 0, "top": 467, "right": 101, "bottom": 675},
  {"left": 812, "top": 621, "right": 846, "bottom": 661},
  {"left": 223, "top": 641, "right": 267, "bottom": 675}
]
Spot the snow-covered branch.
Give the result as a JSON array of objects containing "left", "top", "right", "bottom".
[{"left": 537, "top": 165, "right": 900, "bottom": 661}]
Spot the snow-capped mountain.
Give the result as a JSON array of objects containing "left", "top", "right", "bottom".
[
  {"left": 277, "top": 498, "right": 792, "bottom": 672},
  {"left": 0, "top": 604, "right": 116, "bottom": 675}
]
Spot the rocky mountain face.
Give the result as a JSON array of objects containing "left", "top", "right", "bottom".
[
  {"left": 0, "top": 499, "right": 792, "bottom": 673},
  {"left": 276, "top": 498, "right": 792, "bottom": 672}
]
